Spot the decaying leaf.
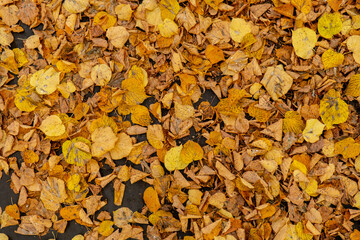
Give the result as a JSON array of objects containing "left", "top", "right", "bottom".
[
  {"left": 261, "top": 65, "right": 293, "bottom": 100},
  {"left": 320, "top": 89, "right": 349, "bottom": 128},
  {"left": 62, "top": 137, "right": 92, "bottom": 166},
  {"left": 292, "top": 27, "right": 317, "bottom": 59},
  {"left": 302, "top": 119, "right": 325, "bottom": 143}
]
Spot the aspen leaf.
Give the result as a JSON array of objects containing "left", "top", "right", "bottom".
[
  {"left": 302, "top": 119, "right": 325, "bottom": 143},
  {"left": 0, "top": 5, "right": 19, "bottom": 26},
  {"left": 121, "top": 78, "right": 148, "bottom": 105},
  {"left": 319, "top": 89, "right": 349, "bottom": 128},
  {"left": 63, "top": 0, "right": 89, "bottom": 13},
  {"left": 292, "top": 27, "right": 317, "bottom": 59},
  {"left": 327, "top": 0, "right": 342, "bottom": 11},
  {"left": 164, "top": 145, "right": 188, "bottom": 171},
  {"left": 346, "top": 35, "right": 360, "bottom": 64},
  {"left": 204, "top": 0, "right": 223, "bottom": 10},
  {"left": 354, "top": 192, "right": 360, "bottom": 209},
  {"left": 67, "top": 173, "right": 83, "bottom": 192},
  {"left": 143, "top": 187, "right": 161, "bottom": 212},
  {"left": 91, "top": 64, "right": 112, "bottom": 86},
  {"left": 159, "top": 0, "right": 180, "bottom": 20},
  {"left": 334, "top": 137, "right": 360, "bottom": 159},
  {"left": 24, "top": 35, "right": 40, "bottom": 49},
  {"left": 56, "top": 60, "right": 77, "bottom": 73},
  {"left": 60, "top": 205, "right": 81, "bottom": 221},
  {"left": 39, "top": 115, "right": 66, "bottom": 137},
  {"left": 113, "top": 207, "right": 133, "bottom": 227},
  {"left": 174, "top": 102, "right": 195, "bottom": 120},
  {"left": 72, "top": 235, "right": 84, "bottom": 240},
  {"left": 291, "top": 0, "right": 312, "bottom": 14},
  {"left": 110, "top": 132, "right": 133, "bottom": 160},
  {"left": 180, "top": 140, "right": 203, "bottom": 164},
  {"left": 345, "top": 74, "right": 360, "bottom": 97},
  {"left": 15, "top": 85, "right": 40, "bottom": 112},
  {"left": 5, "top": 204, "right": 20, "bottom": 220},
  {"left": 98, "top": 221, "right": 114, "bottom": 236},
  {"left": 115, "top": 4, "right": 133, "bottom": 21},
  {"left": 318, "top": 12, "right": 342, "bottom": 39},
  {"left": 91, "top": 126, "right": 118, "bottom": 157},
  {"left": 130, "top": 105, "right": 152, "bottom": 126},
  {"left": 40, "top": 177, "right": 68, "bottom": 211},
  {"left": 261, "top": 65, "right": 293, "bottom": 100},
  {"left": 30, "top": 67, "right": 61, "bottom": 95},
  {"left": 13, "top": 48, "right": 28, "bottom": 68},
  {"left": 62, "top": 137, "right": 92, "bottom": 166},
  {"left": 147, "top": 124, "right": 165, "bottom": 149},
  {"left": 93, "top": 11, "right": 117, "bottom": 31},
  {"left": 159, "top": 18, "right": 178, "bottom": 38},
  {"left": 248, "top": 103, "right": 272, "bottom": 122},
  {"left": 106, "top": 26, "right": 129, "bottom": 48},
  {"left": 0, "top": 234, "right": 8, "bottom": 240},
  {"left": 205, "top": 45, "right": 225, "bottom": 64},
  {"left": 128, "top": 65, "right": 148, "bottom": 87},
  {"left": 230, "top": 18, "right": 252, "bottom": 43},
  {"left": 283, "top": 111, "right": 305, "bottom": 134},
  {"left": 22, "top": 149, "right": 39, "bottom": 164},
  {"left": 322, "top": 49, "right": 344, "bottom": 70},
  {"left": 0, "top": 27, "right": 13, "bottom": 46},
  {"left": 89, "top": 115, "right": 118, "bottom": 134}
]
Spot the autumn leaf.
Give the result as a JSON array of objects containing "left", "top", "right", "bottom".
[
  {"left": 292, "top": 27, "right": 317, "bottom": 59},
  {"left": 30, "top": 67, "right": 61, "bottom": 95},
  {"left": 62, "top": 137, "right": 92, "bottom": 166},
  {"left": 318, "top": 12, "right": 342, "bottom": 39},
  {"left": 230, "top": 18, "right": 252, "bottom": 43},
  {"left": 319, "top": 89, "right": 349, "bottom": 128},
  {"left": 63, "top": 0, "right": 89, "bottom": 13},
  {"left": 302, "top": 119, "right": 325, "bottom": 143},
  {"left": 283, "top": 111, "right": 305, "bottom": 134},
  {"left": 345, "top": 74, "right": 360, "bottom": 97},
  {"left": 143, "top": 187, "right": 161, "bottom": 212},
  {"left": 322, "top": 49, "right": 344, "bottom": 70},
  {"left": 261, "top": 65, "right": 293, "bottom": 100},
  {"left": 39, "top": 115, "right": 66, "bottom": 137}
]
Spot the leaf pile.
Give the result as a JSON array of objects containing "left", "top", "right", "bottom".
[{"left": 1, "top": 0, "right": 360, "bottom": 239}]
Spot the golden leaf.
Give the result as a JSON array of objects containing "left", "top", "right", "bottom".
[
  {"left": 39, "top": 115, "right": 66, "bottom": 137},
  {"left": 0, "top": 233, "right": 8, "bottom": 240},
  {"left": 261, "top": 65, "right": 293, "bottom": 100},
  {"left": 40, "top": 177, "right": 68, "bottom": 211},
  {"left": 143, "top": 187, "right": 161, "bottom": 212},
  {"left": 318, "top": 12, "right": 342, "bottom": 39},
  {"left": 204, "top": 0, "right": 223, "bottom": 10},
  {"left": 5, "top": 204, "right": 20, "bottom": 220},
  {"left": 164, "top": 145, "right": 189, "bottom": 171},
  {"left": 91, "top": 64, "right": 112, "bottom": 86},
  {"left": 93, "top": 11, "right": 117, "bottom": 31},
  {"left": 327, "top": 0, "right": 342, "bottom": 11},
  {"left": 147, "top": 124, "right": 165, "bottom": 149},
  {"left": 121, "top": 78, "right": 149, "bottom": 105},
  {"left": 174, "top": 102, "right": 195, "bottom": 120},
  {"left": 62, "top": 137, "right": 92, "bottom": 166},
  {"left": 292, "top": 27, "right": 317, "bottom": 59},
  {"left": 98, "top": 220, "right": 114, "bottom": 236},
  {"left": 322, "top": 49, "right": 344, "bottom": 70},
  {"left": 302, "top": 119, "right": 325, "bottom": 143},
  {"left": 130, "top": 105, "right": 152, "bottom": 126},
  {"left": 159, "top": 0, "right": 180, "bottom": 20},
  {"left": 106, "top": 26, "right": 129, "bottom": 48},
  {"left": 291, "top": 0, "right": 312, "bottom": 14},
  {"left": 63, "top": 0, "right": 89, "bottom": 13},
  {"left": 30, "top": 67, "right": 61, "bottom": 95},
  {"left": 180, "top": 140, "right": 204, "bottom": 164},
  {"left": 128, "top": 65, "right": 148, "bottom": 87},
  {"left": 283, "top": 111, "right": 305, "bottom": 134},
  {"left": 229, "top": 18, "right": 252, "bottom": 43},
  {"left": 110, "top": 132, "right": 133, "bottom": 160},
  {"left": 0, "top": 27, "right": 13, "bottom": 46},
  {"left": 159, "top": 18, "right": 178, "bottom": 38},
  {"left": 115, "top": 4, "right": 133, "bottom": 21},
  {"left": 22, "top": 149, "right": 39, "bottom": 164},
  {"left": 346, "top": 35, "right": 360, "bottom": 64},
  {"left": 91, "top": 126, "right": 118, "bottom": 157},
  {"left": 319, "top": 89, "right": 349, "bottom": 128},
  {"left": 205, "top": 45, "right": 225, "bottom": 64},
  {"left": 56, "top": 60, "right": 77, "bottom": 73},
  {"left": 345, "top": 74, "right": 360, "bottom": 97},
  {"left": 334, "top": 137, "right": 360, "bottom": 159}
]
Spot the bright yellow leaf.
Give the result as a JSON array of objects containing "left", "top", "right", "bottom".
[
  {"left": 292, "top": 27, "right": 317, "bottom": 59},
  {"left": 319, "top": 89, "right": 349, "bottom": 128},
  {"left": 93, "top": 11, "right": 117, "bottom": 31},
  {"left": 283, "top": 111, "right": 305, "bottom": 134},
  {"left": 30, "top": 66, "right": 61, "bottom": 95},
  {"left": 130, "top": 105, "right": 152, "bottom": 126},
  {"left": 143, "top": 187, "right": 161, "bottom": 212},
  {"left": 62, "top": 137, "right": 92, "bottom": 166},
  {"left": 180, "top": 140, "right": 203, "bottom": 164},
  {"left": 39, "top": 115, "right": 66, "bottom": 137},
  {"left": 121, "top": 78, "right": 148, "bottom": 105},
  {"left": 322, "top": 49, "right": 344, "bottom": 70},
  {"left": 302, "top": 119, "right": 325, "bottom": 143},
  {"left": 174, "top": 102, "right": 195, "bottom": 120},
  {"left": 110, "top": 132, "right": 133, "bottom": 160},
  {"left": 63, "top": 0, "right": 89, "bottom": 13},
  {"left": 159, "top": 0, "right": 180, "bottom": 20},
  {"left": 91, "top": 126, "right": 118, "bottom": 157},
  {"left": 345, "top": 74, "right": 360, "bottom": 97},
  {"left": 147, "top": 124, "right": 165, "bottom": 149},
  {"left": 159, "top": 18, "right": 178, "bottom": 38},
  {"left": 291, "top": 0, "right": 312, "bottom": 14},
  {"left": 334, "top": 137, "right": 360, "bottom": 159},
  {"left": 98, "top": 220, "right": 114, "bottom": 236},
  {"left": 164, "top": 145, "right": 189, "bottom": 171},
  {"left": 115, "top": 4, "right": 133, "bottom": 21},
  {"left": 91, "top": 64, "right": 112, "bottom": 86},
  {"left": 106, "top": 26, "right": 129, "bottom": 48},
  {"left": 318, "top": 12, "right": 342, "bottom": 39},
  {"left": 230, "top": 18, "right": 252, "bottom": 43}
]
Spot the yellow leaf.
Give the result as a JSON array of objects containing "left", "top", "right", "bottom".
[
  {"left": 15, "top": 85, "right": 40, "bottom": 112},
  {"left": 230, "top": 18, "right": 252, "bottom": 43},
  {"left": 98, "top": 220, "right": 114, "bottom": 236},
  {"left": 130, "top": 105, "right": 152, "bottom": 126},
  {"left": 39, "top": 115, "right": 66, "bottom": 137},
  {"left": 205, "top": 45, "right": 225, "bottom": 64},
  {"left": 128, "top": 65, "right": 148, "bottom": 87},
  {"left": 115, "top": 4, "right": 133, "bottom": 21},
  {"left": 292, "top": 27, "right": 317, "bottom": 59},
  {"left": 159, "top": 18, "right": 178, "bottom": 38},
  {"left": 302, "top": 119, "right": 325, "bottom": 143},
  {"left": 180, "top": 140, "right": 203, "bottom": 164},
  {"left": 318, "top": 12, "right": 342, "bottom": 39},
  {"left": 283, "top": 111, "right": 305, "bottom": 134},
  {"left": 159, "top": 0, "right": 180, "bottom": 20},
  {"left": 146, "top": 6, "right": 163, "bottom": 26},
  {"left": 5, "top": 204, "right": 20, "bottom": 220},
  {"left": 174, "top": 102, "right": 195, "bottom": 120},
  {"left": 110, "top": 132, "right": 133, "bottom": 160},
  {"left": 0, "top": 27, "right": 13, "bottom": 46},
  {"left": 40, "top": 177, "right": 68, "bottom": 211},
  {"left": 346, "top": 35, "right": 360, "bottom": 64},
  {"left": 67, "top": 173, "right": 83, "bottom": 192},
  {"left": 304, "top": 178, "right": 318, "bottom": 197},
  {"left": 291, "top": 0, "right": 312, "bottom": 14},
  {"left": 257, "top": 204, "right": 276, "bottom": 219},
  {"left": 91, "top": 126, "right": 118, "bottom": 157},
  {"left": 91, "top": 64, "right": 112, "bottom": 86},
  {"left": 327, "top": 0, "right": 342, "bottom": 11},
  {"left": 147, "top": 124, "right": 165, "bottom": 149},
  {"left": 72, "top": 235, "right": 84, "bottom": 240},
  {"left": 354, "top": 192, "right": 360, "bottom": 209},
  {"left": 204, "top": 0, "right": 223, "bottom": 10},
  {"left": 319, "top": 89, "right": 349, "bottom": 128},
  {"left": 60, "top": 205, "right": 81, "bottom": 221},
  {"left": 248, "top": 103, "right": 272, "bottom": 122},
  {"left": 62, "top": 137, "right": 92, "bottom": 166},
  {"left": 261, "top": 65, "right": 293, "bottom": 100},
  {"left": 30, "top": 67, "right": 61, "bottom": 95},
  {"left": 321, "top": 49, "right": 344, "bottom": 70},
  {"left": 63, "top": 0, "right": 89, "bottom": 13},
  {"left": 334, "top": 137, "right": 360, "bottom": 159},
  {"left": 56, "top": 60, "right": 77, "bottom": 73},
  {"left": 345, "top": 74, "right": 360, "bottom": 97},
  {"left": 121, "top": 78, "right": 149, "bottom": 105},
  {"left": 13, "top": 48, "right": 28, "bottom": 68},
  {"left": 57, "top": 80, "right": 76, "bottom": 98},
  {"left": 22, "top": 149, "right": 39, "bottom": 164},
  {"left": 93, "top": 11, "right": 117, "bottom": 31},
  {"left": 164, "top": 145, "right": 189, "bottom": 171},
  {"left": 106, "top": 26, "right": 129, "bottom": 48},
  {"left": 0, "top": 233, "right": 8, "bottom": 240},
  {"left": 143, "top": 187, "right": 161, "bottom": 212}
]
